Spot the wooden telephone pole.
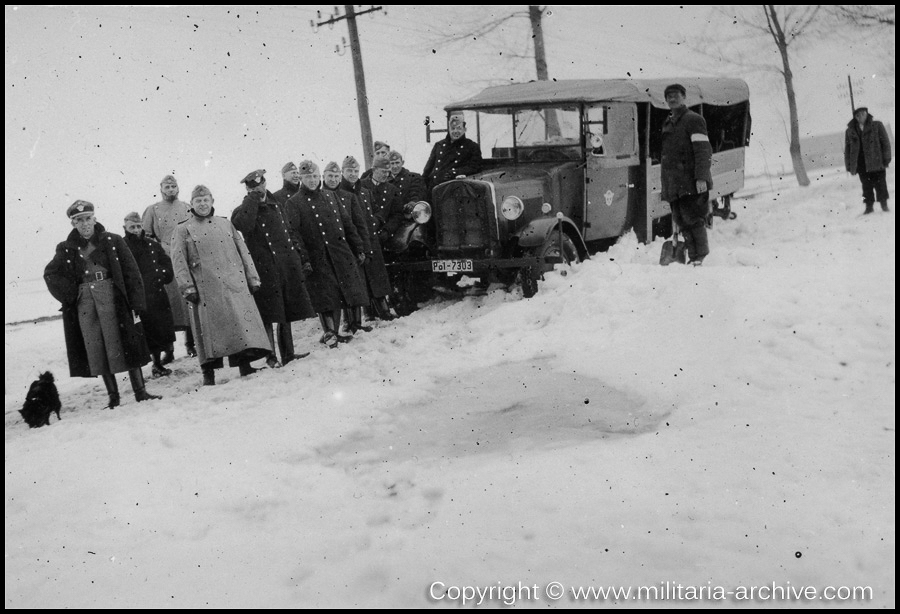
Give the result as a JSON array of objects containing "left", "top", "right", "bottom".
[{"left": 311, "top": 5, "right": 383, "bottom": 170}]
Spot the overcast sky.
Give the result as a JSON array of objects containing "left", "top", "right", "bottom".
[{"left": 5, "top": 5, "right": 894, "bottom": 289}]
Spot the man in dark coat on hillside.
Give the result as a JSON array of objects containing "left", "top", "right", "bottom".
[
  {"left": 272, "top": 161, "right": 302, "bottom": 207},
  {"left": 362, "top": 158, "right": 407, "bottom": 246},
  {"left": 660, "top": 83, "right": 713, "bottom": 266},
  {"left": 283, "top": 160, "right": 369, "bottom": 348},
  {"left": 422, "top": 111, "right": 483, "bottom": 194},
  {"left": 232, "top": 169, "right": 314, "bottom": 367},
  {"left": 122, "top": 211, "right": 177, "bottom": 378},
  {"left": 44, "top": 201, "right": 161, "bottom": 408},
  {"left": 340, "top": 156, "right": 397, "bottom": 321},
  {"left": 323, "top": 160, "right": 374, "bottom": 336},
  {"left": 844, "top": 106, "right": 892, "bottom": 214}
]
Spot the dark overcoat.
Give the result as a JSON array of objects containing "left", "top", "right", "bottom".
[
  {"left": 283, "top": 185, "right": 369, "bottom": 312},
  {"left": 844, "top": 114, "right": 892, "bottom": 174},
  {"left": 391, "top": 167, "right": 427, "bottom": 205},
  {"left": 660, "top": 105, "right": 713, "bottom": 203},
  {"left": 338, "top": 180, "right": 393, "bottom": 299},
  {"left": 362, "top": 177, "right": 407, "bottom": 241},
  {"left": 231, "top": 191, "right": 315, "bottom": 324},
  {"left": 272, "top": 180, "right": 301, "bottom": 207},
  {"left": 124, "top": 231, "right": 177, "bottom": 353},
  {"left": 44, "top": 223, "right": 150, "bottom": 378},
  {"left": 422, "top": 134, "right": 483, "bottom": 192}
]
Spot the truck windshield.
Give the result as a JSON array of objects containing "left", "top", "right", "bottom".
[{"left": 474, "top": 106, "right": 581, "bottom": 161}]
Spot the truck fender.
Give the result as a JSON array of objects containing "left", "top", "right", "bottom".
[{"left": 516, "top": 216, "right": 588, "bottom": 258}]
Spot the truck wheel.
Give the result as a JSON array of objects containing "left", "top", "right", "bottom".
[
  {"left": 520, "top": 267, "right": 539, "bottom": 298},
  {"left": 539, "top": 232, "right": 580, "bottom": 265}
]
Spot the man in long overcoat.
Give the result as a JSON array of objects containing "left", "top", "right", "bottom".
[
  {"left": 122, "top": 211, "right": 177, "bottom": 378},
  {"left": 272, "top": 161, "right": 302, "bottom": 207},
  {"left": 660, "top": 83, "right": 713, "bottom": 266},
  {"left": 339, "top": 156, "right": 396, "bottom": 321},
  {"left": 844, "top": 106, "right": 892, "bottom": 214},
  {"left": 170, "top": 185, "right": 271, "bottom": 385},
  {"left": 141, "top": 174, "right": 194, "bottom": 360},
  {"left": 232, "top": 169, "right": 315, "bottom": 366},
  {"left": 44, "top": 201, "right": 161, "bottom": 408},
  {"left": 323, "top": 160, "right": 374, "bottom": 335},
  {"left": 283, "top": 160, "right": 369, "bottom": 348}
]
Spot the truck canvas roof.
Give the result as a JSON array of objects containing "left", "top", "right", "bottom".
[{"left": 446, "top": 77, "right": 750, "bottom": 112}]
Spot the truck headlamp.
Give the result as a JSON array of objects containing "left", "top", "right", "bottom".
[
  {"left": 411, "top": 201, "right": 432, "bottom": 224},
  {"left": 500, "top": 196, "right": 524, "bottom": 221}
]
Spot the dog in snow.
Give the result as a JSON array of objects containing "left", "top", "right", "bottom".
[{"left": 20, "top": 371, "right": 62, "bottom": 428}]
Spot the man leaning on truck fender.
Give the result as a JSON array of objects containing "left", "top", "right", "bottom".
[{"left": 660, "top": 83, "right": 713, "bottom": 266}]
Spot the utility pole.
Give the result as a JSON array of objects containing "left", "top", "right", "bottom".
[{"left": 311, "top": 5, "right": 384, "bottom": 170}]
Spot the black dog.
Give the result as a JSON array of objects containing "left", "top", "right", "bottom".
[{"left": 20, "top": 372, "right": 62, "bottom": 428}]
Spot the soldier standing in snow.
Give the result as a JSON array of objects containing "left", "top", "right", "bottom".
[
  {"left": 283, "top": 161, "right": 369, "bottom": 348},
  {"left": 844, "top": 106, "right": 892, "bottom": 214},
  {"left": 660, "top": 83, "right": 713, "bottom": 266},
  {"left": 170, "top": 185, "right": 271, "bottom": 386},
  {"left": 122, "top": 211, "right": 177, "bottom": 378},
  {"left": 44, "top": 201, "right": 162, "bottom": 408},
  {"left": 232, "top": 169, "right": 315, "bottom": 367},
  {"left": 141, "top": 175, "right": 195, "bottom": 360}
]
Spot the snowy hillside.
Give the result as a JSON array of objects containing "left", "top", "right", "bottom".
[{"left": 4, "top": 168, "right": 895, "bottom": 608}]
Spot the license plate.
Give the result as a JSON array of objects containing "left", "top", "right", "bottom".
[{"left": 432, "top": 259, "right": 473, "bottom": 273}]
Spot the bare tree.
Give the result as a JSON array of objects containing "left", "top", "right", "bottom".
[
  {"left": 430, "top": 6, "right": 551, "bottom": 85},
  {"left": 828, "top": 5, "right": 895, "bottom": 27},
  {"left": 682, "top": 6, "right": 826, "bottom": 186}
]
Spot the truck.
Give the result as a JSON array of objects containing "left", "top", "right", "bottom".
[{"left": 386, "top": 77, "right": 751, "bottom": 310}]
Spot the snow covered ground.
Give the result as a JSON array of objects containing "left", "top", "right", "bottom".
[{"left": 4, "top": 168, "right": 895, "bottom": 608}]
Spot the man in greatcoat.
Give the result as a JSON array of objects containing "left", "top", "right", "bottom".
[
  {"left": 323, "top": 160, "right": 373, "bottom": 336},
  {"left": 388, "top": 150, "right": 427, "bottom": 208},
  {"left": 141, "top": 174, "right": 194, "bottom": 360},
  {"left": 283, "top": 160, "right": 369, "bottom": 348},
  {"left": 272, "top": 161, "right": 302, "bottom": 207},
  {"left": 660, "top": 83, "right": 713, "bottom": 266},
  {"left": 340, "top": 156, "right": 397, "bottom": 321},
  {"left": 362, "top": 157, "right": 407, "bottom": 247},
  {"left": 44, "top": 201, "right": 162, "bottom": 408},
  {"left": 170, "top": 185, "right": 272, "bottom": 385},
  {"left": 844, "top": 106, "right": 892, "bottom": 214},
  {"left": 422, "top": 112, "right": 483, "bottom": 195},
  {"left": 122, "top": 211, "right": 177, "bottom": 378},
  {"left": 232, "top": 169, "right": 315, "bottom": 367}
]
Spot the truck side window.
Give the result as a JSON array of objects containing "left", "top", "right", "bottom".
[{"left": 586, "top": 103, "right": 637, "bottom": 159}]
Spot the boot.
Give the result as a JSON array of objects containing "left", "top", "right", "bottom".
[
  {"left": 339, "top": 308, "right": 355, "bottom": 339},
  {"left": 184, "top": 328, "right": 197, "bottom": 357},
  {"left": 333, "top": 310, "right": 352, "bottom": 343},
  {"left": 374, "top": 297, "right": 397, "bottom": 321},
  {"left": 265, "top": 326, "right": 281, "bottom": 369},
  {"left": 129, "top": 368, "right": 162, "bottom": 402},
  {"left": 161, "top": 344, "right": 175, "bottom": 365},
  {"left": 151, "top": 352, "right": 172, "bottom": 377},
  {"left": 350, "top": 306, "right": 373, "bottom": 333},
  {"left": 864, "top": 202, "right": 875, "bottom": 214},
  {"left": 319, "top": 312, "right": 340, "bottom": 348},
  {"left": 201, "top": 365, "right": 216, "bottom": 386},
  {"left": 238, "top": 361, "right": 260, "bottom": 377},
  {"left": 277, "top": 324, "right": 308, "bottom": 364},
  {"left": 102, "top": 374, "right": 120, "bottom": 409},
  {"left": 881, "top": 200, "right": 890, "bottom": 212}
]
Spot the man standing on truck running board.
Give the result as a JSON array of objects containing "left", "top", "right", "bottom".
[
  {"left": 422, "top": 111, "right": 483, "bottom": 195},
  {"left": 660, "top": 83, "right": 713, "bottom": 266}
]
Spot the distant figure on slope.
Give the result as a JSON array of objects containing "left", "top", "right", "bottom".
[{"left": 844, "top": 106, "right": 891, "bottom": 214}]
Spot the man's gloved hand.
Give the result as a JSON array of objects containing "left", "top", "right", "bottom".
[
  {"left": 249, "top": 284, "right": 261, "bottom": 295},
  {"left": 185, "top": 291, "right": 200, "bottom": 304},
  {"left": 357, "top": 252, "right": 367, "bottom": 265},
  {"left": 696, "top": 180, "right": 708, "bottom": 193},
  {"left": 403, "top": 201, "right": 416, "bottom": 216},
  {"left": 302, "top": 262, "right": 313, "bottom": 275}
]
